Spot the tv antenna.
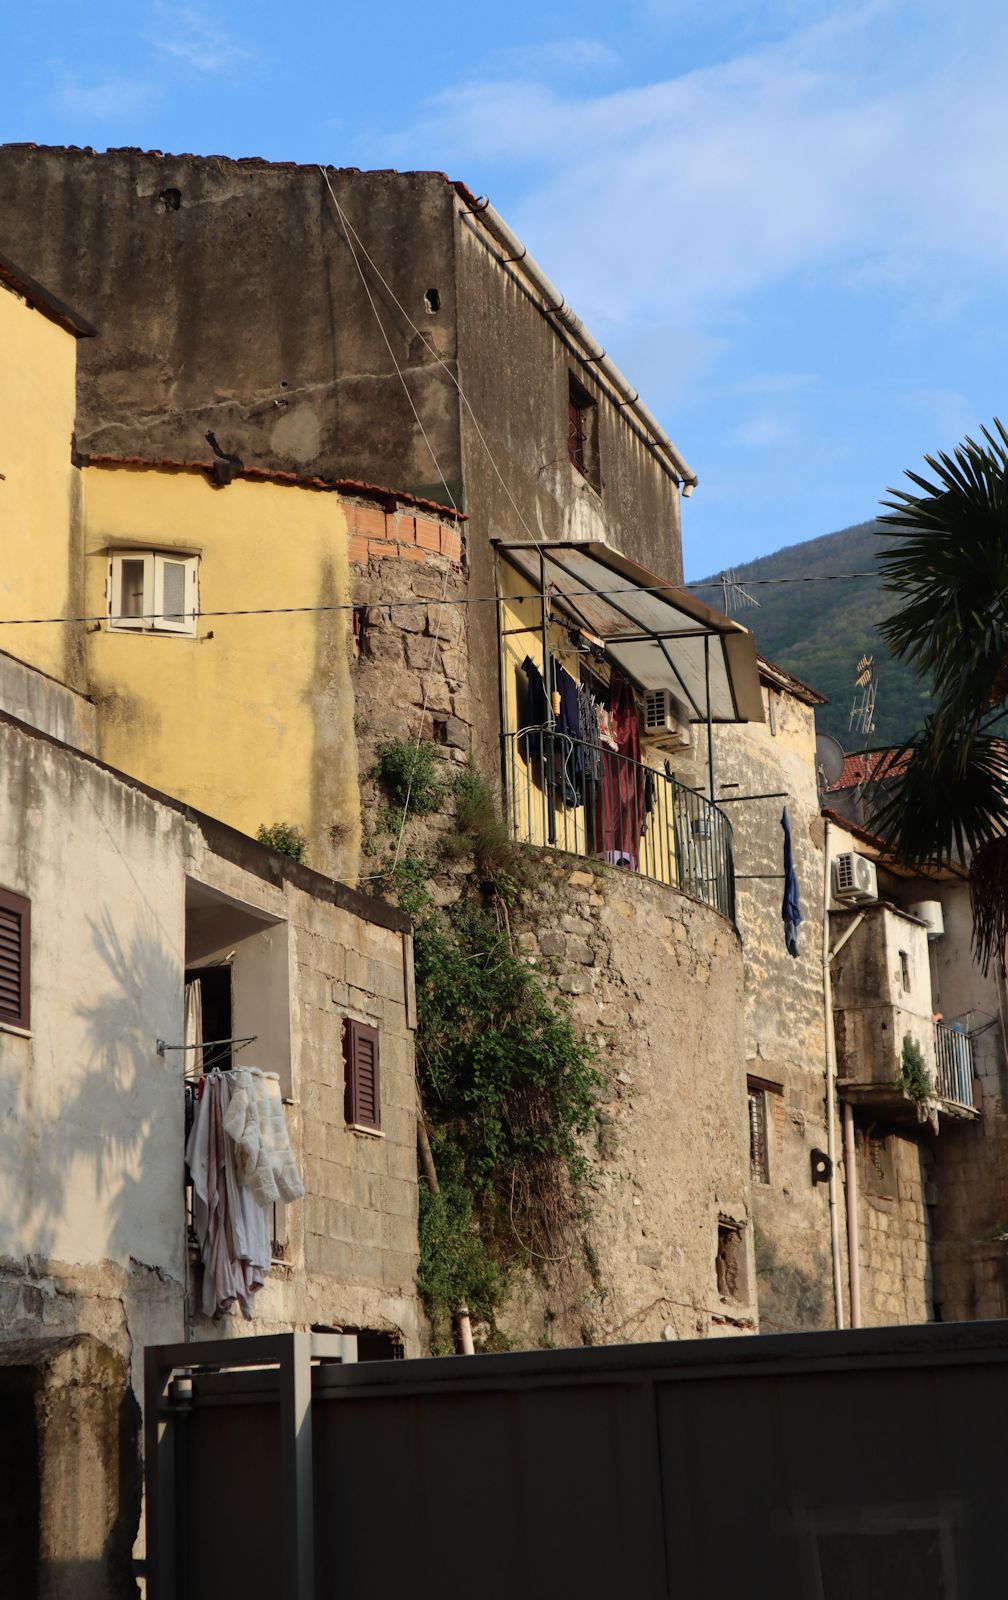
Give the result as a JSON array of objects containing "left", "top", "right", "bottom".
[
  {"left": 848, "top": 654, "right": 877, "bottom": 739},
  {"left": 720, "top": 569, "right": 761, "bottom": 615}
]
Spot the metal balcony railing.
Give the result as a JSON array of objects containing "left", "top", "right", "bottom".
[
  {"left": 502, "top": 728, "right": 735, "bottom": 922},
  {"left": 934, "top": 1022, "right": 976, "bottom": 1110}
]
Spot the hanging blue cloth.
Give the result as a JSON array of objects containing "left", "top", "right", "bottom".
[{"left": 781, "top": 806, "right": 802, "bottom": 958}]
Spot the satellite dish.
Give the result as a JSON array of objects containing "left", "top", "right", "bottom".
[{"left": 815, "top": 733, "right": 846, "bottom": 791}]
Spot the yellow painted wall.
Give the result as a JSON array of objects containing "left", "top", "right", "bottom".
[
  {"left": 0, "top": 285, "right": 84, "bottom": 687},
  {"left": 498, "top": 561, "right": 687, "bottom": 889},
  {"left": 82, "top": 466, "right": 360, "bottom": 882}
]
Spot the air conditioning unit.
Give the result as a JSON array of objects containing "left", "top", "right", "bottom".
[
  {"left": 643, "top": 689, "right": 691, "bottom": 751},
  {"left": 833, "top": 851, "right": 878, "bottom": 905}
]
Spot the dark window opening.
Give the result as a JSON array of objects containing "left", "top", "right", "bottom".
[
  {"left": 432, "top": 717, "right": 449, "bottom": 745},
  {"left": 899, "top": 949, "right": 910, "bottom": 990},
  {"left": 0, "top": 887, "right": 30, "bottom": 1031},
  {"left": 424, "top": 287, "right": 441, "bottom": 313},
  {"left": 339, "top": 1326, "right": 404, "bottom": 1361},
  {"left": 157, "top": 187, "right": 181, "bottom": 213},
  {"left": 185, "top": 965, "right": 233, "bottom": 1070},
  {"left": 716, "top": 1218, "right": 745, "bottom": 1301},
  {"left": 568, "top": 371, "right": 600, "bottom": 489}
]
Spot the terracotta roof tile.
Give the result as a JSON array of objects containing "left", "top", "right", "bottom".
[{"left": 77, "top": 452, "right": 467, "bottom": 520}]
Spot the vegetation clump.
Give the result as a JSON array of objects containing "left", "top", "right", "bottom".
[
  {"left": 372, "top": 749, "right": 602, "bottom": 1349},
  {"left": 898, "top": 1034, "right": 932, "bottom": 1102},
  {"left": 257, "top": 821, "right": 308, "bottom": 862},
  {"left": 373, "top": 737, "right": 446, "bottom": 817}
]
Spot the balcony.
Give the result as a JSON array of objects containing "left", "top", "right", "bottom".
[
  {"left": 934, "top": 1021, "right": 977, "bottom": 1113},
  {"left": 502, "top": 727, "right": 735, "bottom": 922}
]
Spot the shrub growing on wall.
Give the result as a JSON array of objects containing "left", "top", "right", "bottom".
[{"left": 257, "top": 822, "right": 308, "bottom": 862}]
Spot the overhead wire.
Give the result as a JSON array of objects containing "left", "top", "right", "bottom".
[
  {"left": 319, "top": 164, "right": 463, "bottom": 870},
  {"left": 0, "top": 570, "right": 890, "bottom": 630}
]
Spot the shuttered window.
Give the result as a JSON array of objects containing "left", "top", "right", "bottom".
[
  {"left": 748, "top": 1083, "right": 769, "bottom": 1184},
  {"left": 0, "top": 888, "right": 30, "bottom": 1031},
  {"left": 344, "top": 1019, "right": 381, "bottom": 1131}
]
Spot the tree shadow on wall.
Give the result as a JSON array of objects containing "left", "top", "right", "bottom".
[{"left": 12, "top": 908, "right": 182, "bottom": 1282}]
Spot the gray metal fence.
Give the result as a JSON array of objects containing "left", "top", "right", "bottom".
[
  {"left": 934, "top": 1021, "right": 975, "bottom": 1110},
  {"left": 502, "top": 729, "right": 735, "bottom": 922}
]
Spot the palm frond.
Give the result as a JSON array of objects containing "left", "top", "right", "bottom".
[{"left": 868, "top": 726, "right": 1008, "bottom": 870}]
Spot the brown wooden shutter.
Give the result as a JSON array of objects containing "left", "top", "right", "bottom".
[
  {"left": 344, "top": 1019, "right": 381, "bottom": 1130},
  {"left": 0, "top": 888, "right": 30, "bottom": 1031}
]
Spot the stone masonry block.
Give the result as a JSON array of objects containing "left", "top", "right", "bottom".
[
  {"left": 374, "top": 960, "right": 405, "bottom": 1003},
  {"left": 382, "top": 1250, "right": 417, "bottom": 1291},
  {"left": 405, "top": 634, "right": 440, "bottom": 671},
  {"left": 384, "top": 1212, "right": 419, "bottom": 1255},
  {"left": 346, "top": 949, "right": 376, "bottom": 993}
]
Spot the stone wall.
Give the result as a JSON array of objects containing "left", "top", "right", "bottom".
[
  {"left": 856, "top": 1129, "right": 934, "bottom": 1325},
  {"left": 0, "top": 1335, "right": 139, "bottom": 1600},
  {"left": 699, "top": 673, "right": 838, "bottom": 1334},
  {"left": 498, "top": 854, "right": 755, "bottom": 1350},
  {"left": 348, "top": 497, "right": 471, "bottom": 862}
]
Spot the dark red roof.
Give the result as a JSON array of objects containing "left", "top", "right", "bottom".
[{"left": 829, "top": 748, "right": 912, "bottom": 791}]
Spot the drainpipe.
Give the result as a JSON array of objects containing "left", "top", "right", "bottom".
[
  {"left": 822, "top": 819, "right": 845, "bottom": 1329},
  {"left": 843, "top": 1101, "right": 862, "bottom": 1328},
  {"left": 460, "top": 196, "right": 698, "bottom": 493}
]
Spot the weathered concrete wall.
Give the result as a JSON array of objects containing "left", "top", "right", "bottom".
[
  {"left": 0, "top": 1334, "right": 139, "bottom": 1600},
  {"left": 499, "top": 856, "right": 756, "bottom": 1349},
  {"left": 81, "top": 462, "right": 359, "bottom": 883},
  {"left": 831, "top": 904, "right": 937, "bottom": 1091},
  {"left": 453, "top": 211, "right": 684, "bottom": 774},
  {"left": 923, "top": 878, "right": 1008, "bottom": 1320},
  {"left": 0, "top": 649, "right": 97, "bottom": 753},
  {"left": 0, "top": 148, "right": 462, "bottom": 501},
  {"left": 0, "top": 712, "right": 423, "bottom": 1403},
  {"left": 0, "top": 145, "right": 690, "bottom": 781},
  {"left": 0, "top": 275, "right": 86, "bottom": 691}
]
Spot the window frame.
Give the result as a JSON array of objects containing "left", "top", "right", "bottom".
[
  {"left": 747, "top": 1081, "right": 771, "bottom": 1185},
  {"left": 343, "top": 1018, "right": 382, "bottom": 1134},
  {"left": 0, "top": 886, "right": 31, "bottom": 1032},
  {"left": 567, "top": 370, "right": 601, "bottom": 490},
  {"left": 107, "top": 550, "right": 199, "bottom": 637}
]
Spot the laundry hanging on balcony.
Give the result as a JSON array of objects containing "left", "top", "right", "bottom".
[
  {"left": 185, "top": 1071, "right": 272, "bottom": 1319},
  {"left": 185, "top": 1065, "right": 304, "bottom": 1319}
]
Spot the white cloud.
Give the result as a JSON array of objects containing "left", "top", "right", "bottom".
[
  {"left": 383, "top": 2, "right": 1008, "bottom": 328},
  {"left": 52, "top": 73, "right": 159, "bottom": 120},
  {"left": 145, "top": 5, "right": 253, "bottom": 76}
]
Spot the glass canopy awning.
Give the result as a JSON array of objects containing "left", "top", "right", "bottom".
[{"left": 495, "top": 539, "right": 765, "bottom": 724}]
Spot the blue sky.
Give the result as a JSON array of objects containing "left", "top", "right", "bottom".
[{"left": 5, "top": 0, "right": 1008, "bottom": 576}]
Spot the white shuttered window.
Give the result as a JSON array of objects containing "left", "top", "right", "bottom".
[{"left": 107, "top": 551, "right": 198, "bottom": 636}]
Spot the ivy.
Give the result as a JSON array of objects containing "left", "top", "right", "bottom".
[{"left": 373, "top": 752, "right": 603, "bottom": 1349}]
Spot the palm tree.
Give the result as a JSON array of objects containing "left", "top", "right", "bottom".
[{"left": 871, "top": 421, "right": 1008, "bottom": 971}]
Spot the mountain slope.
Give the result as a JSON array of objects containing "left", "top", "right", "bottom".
[{"left": 694, "top": 521, "right": 933, "bottom": 749}]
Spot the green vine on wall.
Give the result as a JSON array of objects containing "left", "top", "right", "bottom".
[{"left": 372, "top": 745, "right": 603, "bottom": 1351}]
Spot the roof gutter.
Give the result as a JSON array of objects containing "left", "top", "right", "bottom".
[{"left": 459, "top": 193, "right": 698, "bottom": 495}]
